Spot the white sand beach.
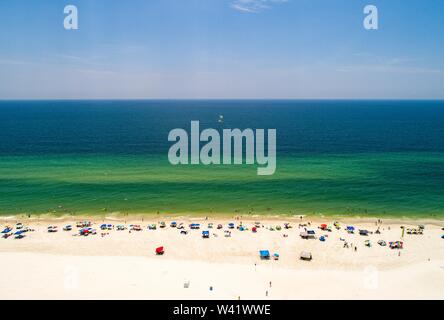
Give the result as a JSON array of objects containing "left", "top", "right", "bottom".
[{"left": 0, "top": 217, "right": 443, "bottom": 300}]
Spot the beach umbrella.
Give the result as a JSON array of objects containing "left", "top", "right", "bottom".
[
  {"left": 156, "top": 246, "right": 165, "bottom": 255},
  {"left": 320, "top": 224, "right": 327, "bottom": 229},
  {"left": 14, "top": 230, "right": 24, "bottom": 235}
]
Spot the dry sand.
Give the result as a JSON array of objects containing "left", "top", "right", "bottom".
[{"left": 0, "top": 216, "right": 443, "bottom": 300}]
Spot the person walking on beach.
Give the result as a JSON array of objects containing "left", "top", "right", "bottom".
[{"left": 269, "top": 281, "right": 272, "bottom": 288}]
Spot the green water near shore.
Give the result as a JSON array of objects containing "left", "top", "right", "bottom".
[{"left": 1, "top": 152, "right": 443, "bottom": 218}]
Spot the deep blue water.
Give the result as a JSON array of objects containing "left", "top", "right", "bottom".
[{"left": 1, "top": 100, "right": 444, "bottom": 156}]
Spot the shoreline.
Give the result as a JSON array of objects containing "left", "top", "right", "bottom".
[{"left": 2, "top": 212, "right": 444, "bottom": 226}]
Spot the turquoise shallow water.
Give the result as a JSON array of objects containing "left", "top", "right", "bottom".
[{"left": 0, "top": 100, "right": 443, "bottom": 218}]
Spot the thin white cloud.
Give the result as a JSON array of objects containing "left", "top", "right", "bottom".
[{"left": 230, "top": 0, "right": 287, "bottom": 13}]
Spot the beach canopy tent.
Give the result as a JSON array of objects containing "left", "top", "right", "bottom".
[
  {"left": 300, "top": 251, "right": 313, "bottom": 261},
  {"left": 202, "top": 231, "right": 210, "bottom": 238},
  {"left": 307, "top": 230, "right": 316, "bottom": 235},
  {"left": 100, "top": 224, "right": 107, "bottom": 230},
  {"left": 319, "top": 236, "right": 326, "bottom": 242},
  {"left": 14, "top": 230, "right": 25, "bottom": 235},
  {"left": 239, "top": 226, "right": 246, "bottom": 231},
  {"left": 347, "top": 226, "right": 355, "bottom": 232},
  {"left": 252, "top": 227, "right": 257, "bottom": 233},
  {"left": 320, "top": 224, "right": 328, "bottom": 230},
  {"left": 359, "top": 230, "right": 370, "bottom": 236},
  {"left": 190, "top": 224, "right": 200, "bottom": 230},
  {"left": 273, "top": 253, "right": 280, "bottom": 260},
  {"left": 170, "top": 222, "right": 177, "bottom": 227},
  {"left": 156, "top": 246, "right": 165, "bottom": 255},
  {"left": 228, "top": 223, "right": 235, "bottom": 229},
  {"left": 259, "top": 250, "right": 270, "bottom": 260}
]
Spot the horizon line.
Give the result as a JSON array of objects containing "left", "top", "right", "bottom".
[{"left": 1, "top": 98, "right": 444, "bottom": 102}]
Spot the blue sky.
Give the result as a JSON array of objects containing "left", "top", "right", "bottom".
[{"left": 0, "top": 0, "right": 443, "bottom": 99}]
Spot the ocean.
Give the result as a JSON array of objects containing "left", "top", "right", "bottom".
[{"left": 0, "top": 100, "right": 443, "bottom": 218}]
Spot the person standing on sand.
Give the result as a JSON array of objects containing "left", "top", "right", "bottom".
[
  {"left": 269, "top": 281, "right": 272, "bottom": 288},
  {"left": 266, "top": 291, "right": 268, "bottom": 297}
]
